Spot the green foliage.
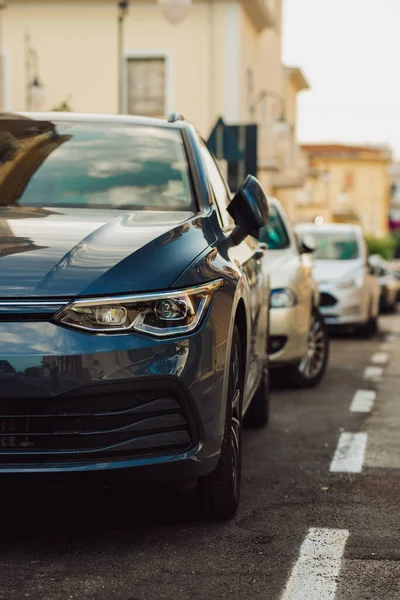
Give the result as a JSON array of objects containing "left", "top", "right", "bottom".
[
  {"left": 52, "top": 100, "right": 72, "bottom": 112},
  {"left": 365, "top": 234, "right": 397, "bottom": 260}
]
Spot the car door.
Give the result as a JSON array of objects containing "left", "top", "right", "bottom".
[{"left": 199, "top": 141, "right": 269, "bottom": 406}]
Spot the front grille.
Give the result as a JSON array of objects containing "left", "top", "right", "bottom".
[
  {"left": 0, "top": 380, "right": 198, "bottom": 464},
  {"left": 0, "top": 301, "right": 67, "bottom": 322},
  {"left": 320, "top": 292, "right": 338, "bottom": 307}
]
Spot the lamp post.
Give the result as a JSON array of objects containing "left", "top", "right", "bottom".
[
  {"left": 251, "top": 88, "right": 290, "bottom": 135},
  {"left": 25, "top": 33, "right": 45, "bottom": 111},
  {"left": 117, "top": 0, "right": 129, "bottom": 114}
]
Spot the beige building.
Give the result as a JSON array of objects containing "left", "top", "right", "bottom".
[
  {"left": 297, "top": 144, "right": 392, "bottom": 236},
  {"left": 0, "top": 0, "right": 307, "bottom": 200},
  {"left": 267, "top": 65, "right": 309, "bottom": 216}
]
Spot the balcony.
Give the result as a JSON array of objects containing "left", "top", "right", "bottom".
[
  {"left": 242, "top": 0, "right": 276, "bottom": 32},
  {"left": 258, "top": 124, "right": 307, "bottom": 189}
]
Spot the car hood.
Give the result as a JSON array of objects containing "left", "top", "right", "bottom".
[
  {"left": 263, "top": 249, "right": 299, "bottom": 288},
  {"left": 0, "top": 206, "right": 214, "bottom": 298},
  {"left": 313, "top": 259, "right": 364, "bottom": 283}
]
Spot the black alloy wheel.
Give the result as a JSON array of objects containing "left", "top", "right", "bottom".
[{"left": 198, "top": 325, "right": 243, "bottom": 521}]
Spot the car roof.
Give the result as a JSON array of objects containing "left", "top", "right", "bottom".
[
  {"left": 295, "top": 222, "right": 362, "bottom": 235},
  {"left": 14, "top": 111, "right": 189, "bottom": 130}
]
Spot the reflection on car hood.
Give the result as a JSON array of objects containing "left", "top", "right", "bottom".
[
  {"left": 313, "top": 259, "right": 364, "bottom": 283},
  {"left": 0, "top": 206, "right": 213, "bottom": 298}
]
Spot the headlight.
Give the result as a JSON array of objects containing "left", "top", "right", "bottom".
[
  {"left": 336, "top": 273, "right": 363, "bottom": 289},
  {"left": 270, "top": 288, "right": 297, "bottom": 308},
  {"left": 53, "top": 280, "right": 223, "bottom": 337}
]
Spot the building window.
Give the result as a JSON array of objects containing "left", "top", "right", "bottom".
[
  {"left": 126, "top": 57, "right": 166, "bottom": 117},
  {"left": 344, "top": 171, "right": 355, "bottom": 191}
]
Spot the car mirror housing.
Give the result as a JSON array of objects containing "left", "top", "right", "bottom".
[
  {"left": 300, "top": 233, "right": 317, "bottom": 254},
  {"left": 227, "top": 175, "right": 269, "bottom": 246}
]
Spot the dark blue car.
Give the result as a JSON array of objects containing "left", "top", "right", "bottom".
[{"left": 0, "top": 112, "right": 270, "bottom": 520}]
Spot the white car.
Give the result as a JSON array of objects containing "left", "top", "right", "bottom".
[
  {"left": 369, "top": 255, "right": 398, "bottom": 313},
  {"left": 295, "top": 223, "right": 380, "bottom": 336},
  {"left": 259, "top": 199, "right": 329, "bottom": 388}
]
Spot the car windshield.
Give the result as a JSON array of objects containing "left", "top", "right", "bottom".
[
  {"left": 259, "top": 205, "right": 290, "bottom": 249},
  {"left": 312, "top": 232, "right": 360, "bottom": 260},
  {"left": 0, "top": 119, "right": 194, "bottom": 211}
]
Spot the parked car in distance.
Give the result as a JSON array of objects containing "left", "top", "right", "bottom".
[
  {"left": 368, "top": 255, "right": 399, "bottom": 313},
  {"left": 259, "top": 199, "right": 329, "bottom": 388},
  {"left": 0, "top": 111, "right": 271, "bottom": 521},
  {"left": 295, "top": 223, "right": 380, "bottom": 337},
  {"left": 388, "top": 260, "right": 400, "bottom": 300}
]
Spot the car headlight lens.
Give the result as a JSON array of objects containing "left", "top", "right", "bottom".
[
  {"left": 54, "top": 279, "right": 223, "bottom": 336},
  {"left": 270, "top": 288, "right": 297, "bottom": 308},
  {"left": 336, "top": 273, "right": 363, "bottom": 289}
]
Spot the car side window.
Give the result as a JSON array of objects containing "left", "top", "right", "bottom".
[
  {"left": 258, "top": 205, "right": 290, "bottom": 250},
  {"left": 200, "top": 141, "right": 234, "bottom": 230}
]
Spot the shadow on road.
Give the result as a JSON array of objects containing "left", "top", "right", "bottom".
[{"left": 0, "top": 474, "right": 203, "bottom": 546}]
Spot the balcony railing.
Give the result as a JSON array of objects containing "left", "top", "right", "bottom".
[{"left": 258, "top": 124, "right": 307, "bottom": 188}]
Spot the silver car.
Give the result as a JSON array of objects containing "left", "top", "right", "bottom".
[
  {"left": 295, "top": 223, "right": 380, "bottom": 337},
  {"left": 260, "top": 199, "right": 329, "bottom": 388}
]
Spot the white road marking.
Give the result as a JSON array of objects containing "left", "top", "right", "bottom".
[
  {"left": 370, "top": 352, "right": 389, "bottom": 365},
  {"left": 363, "top": 366, "right": 383, "bottom": 381},
  {"left": 379, "top": 343, "right": 390, "bottom": 352},
  {"left": 330, "top": 432, "right": 368, "bottom": 473},
  {"left": 350, "top": 390, "right": 376, "bottom": 413},
  {"left": 281, "top": 527, "right": 349, "bottom": 600},
  {"left": 386, "top": 334, "right": 397, "bottom": 343}
]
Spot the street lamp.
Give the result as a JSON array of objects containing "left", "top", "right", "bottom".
[
  {"left": 252, "top": 88, "right": 291, "bottom": 137},
  {"left": 158, "top": 0, "right": 192, "bottom": 24},
  {"left": 25, "top": 33, "right": 45, "bottom": 111}
]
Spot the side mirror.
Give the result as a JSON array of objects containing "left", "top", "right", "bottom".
[
  {"left": 300, "top": 233, "right": 317, "bottom": 254},
  {"left": 227, "top": 175, "right": 269, "bottom": 246},
  {"left": 367, "top": 255, "right": 379, "bottom": 275}
]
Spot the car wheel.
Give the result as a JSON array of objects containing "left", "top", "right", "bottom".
[
  {"left": 358, "top": 314, "right": 379, "bottom": 338},
  {"left": 286, "top": 308, "right": 329, "bottom": 388},
  {"left": 243, "top": 362, "right": 270, "bottom": 429},
  {"left": 380, "top": 291, "right": 391, "bottom": 314},
  {"left": 198, "top": 325, "right": 242, "bottom": 521}
]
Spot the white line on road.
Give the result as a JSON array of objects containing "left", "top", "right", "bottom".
[
  {"left": 386, "top": 334, "right": 397, "bottom": 343},
  {"left": 379, "top": 343, "right": 390, "bottom": 352},
  {"left": 363, "top": 366, "right": 383, "bottom": 381},
  {"left": 349, "top": 390, "right": 376, "bottom": 413},
  {"left": 370, "top": 352, "right": 389, "bottom": 365},
  {"left": 280, "top": 528, "right": 349, "bottom": 600},
  {"left": 330, "top": 432, "right": 368, "bottom": 473}
]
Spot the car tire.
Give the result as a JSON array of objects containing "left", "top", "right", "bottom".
[
  {"left": 198, "top": 325, "right": 243, "bottom": 521},
  {"left": 380, "top": 291, "right": 393, "bottom": 314},
  {"left": 358, "top": 314, "right": 379, "bottom": 338},
  {"left": 285, "top": 308, "right": 329, "bottom": 389},
  {"left": 243, "top": 363, "right": 270, "bottom": 429}
]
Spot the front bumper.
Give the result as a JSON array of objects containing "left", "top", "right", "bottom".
[
  {"left": 269, "top": 306, "right": 308, "bottom": 366},
  {"left": 0, "top": 299, "right": 230, "bottom": 476},
  {"left": 319, "top": 285, "right": 366, "bottom": 326}
]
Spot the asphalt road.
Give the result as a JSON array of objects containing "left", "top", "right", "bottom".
[{"left": 0, "top": 314, "right": 399, "bottom": 600}]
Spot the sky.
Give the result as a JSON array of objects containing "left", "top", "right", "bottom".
[{"left": 283, "top": 0, "right": 400, "bottom": 157}]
